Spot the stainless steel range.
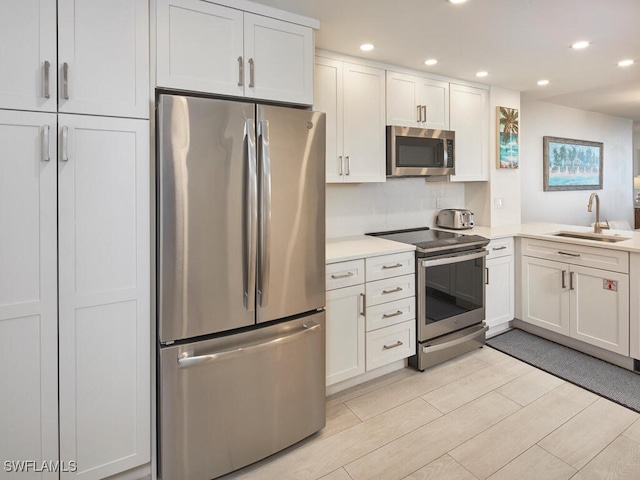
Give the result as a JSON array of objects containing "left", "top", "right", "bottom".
[{"left": 369, "top": 227, "right": 490, "bottom": 371}]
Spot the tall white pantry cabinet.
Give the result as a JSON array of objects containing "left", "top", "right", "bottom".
[{"left": 0, "top": 1, "right": 150, "bottom": 480}]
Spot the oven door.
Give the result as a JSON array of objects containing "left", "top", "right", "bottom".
[{"left": 417, "top": 249, "right": 488, "bottom": 342}]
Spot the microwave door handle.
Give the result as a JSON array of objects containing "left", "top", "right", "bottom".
[{"left": 441, "top": 141, "right": 447, "bottom": 168}]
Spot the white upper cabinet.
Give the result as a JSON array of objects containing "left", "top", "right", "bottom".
[
  {"left": 0, "top": 109, "right": 58, "bottom": 475},
  {"left": 58, "top": 114, "right": 150, "bottom": 479},
  {"left": 315, "top": 57, "right": 386, "bottom": 183},
  {"left": 0, "top": 0, "right": 149, "bottom": 118},
  {"left": 0, "top": 0, "right": 57, "bottom": 112},
  {"left": 58, "top": 0, "right": 149, "bottom": 118},
  {"left": 386, "top": 71, "right": 449, "bottom": 130},
  {"left": 449, "top": 83, "right": 488, "bottom": 182},
  {"left": 157, "top": 0, "right": 315, "bottom": 105}
]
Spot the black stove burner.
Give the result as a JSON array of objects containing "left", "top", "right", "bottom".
[{"left": 368, "top": 226, "right": 489, "bottom": 257}]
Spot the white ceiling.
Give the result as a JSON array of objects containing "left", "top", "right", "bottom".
[{"left": 252, "top": 0, "right": 640, "bottom": 122}]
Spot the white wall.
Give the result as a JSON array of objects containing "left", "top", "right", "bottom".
[
  {"left": 520, "top": 97, "right": 634, "bottom": 227},
  {"left": 634, "top": 123, "right": 640, "bottom": 175},
  {"left": 466, "top": 86, "right": 521, "bottom": 227},
  {"left": 326, "top": 179, "right": 465, "bottom": 237}
]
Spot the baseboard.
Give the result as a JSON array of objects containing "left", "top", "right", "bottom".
[
  {"left": 512, "top": 319, "right": 636, "bottom": 371},
  {"left": 325, "top": 360, "right": 406, "bottom": 395}
]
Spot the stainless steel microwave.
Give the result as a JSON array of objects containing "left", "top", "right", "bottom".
[{"left": 386, "top": 126, "right": 455, "bottom": 177}]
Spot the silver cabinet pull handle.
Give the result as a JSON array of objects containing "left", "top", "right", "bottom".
[
  {"left": 248, "top": 58, "right": 255, "bottom": 87},
  {"left": 485, "top": 266, "right": 489, "bottom": 285},
  {"left": 558, "top": 251, "right": 580, "bottom": 257},
  {"left": 359, "top": 293, "right": 366, "bottom": 317},
  {"left": 244, "top": 119, "right": 258, "bottom": 311},
  {"left": 492, "top": 246, "right": 507, "bottom": 251},
  {"left": 416, "top": 105, "right": 421, "bottom": 123},
  {"left": 345, "top": 156, "right": 350, "bottom": 175},
  {"left": 561, "top": 270, "right": 567, "bottom": 288},
  {"left": 42, "top": 125, "right": 50, "bottom": 161},
  {"left": 569, "top": 271, "right": 575, "bottom": 290},
  {"left": 383, "top": 341, "right": 403, "bottom": 350},
  {"left": 382, "top": 286, "right": 403, "bottom": 295},
  {"left": 421, "top": 105, "right": 426, "bottom": 122},
  {"left": 331, "top": 272, "right": 354, "bottom": 279},
  {"left": 178, "top": 322, "right": 321, "bottom": 368},
  {"left": 382, "top": 310, "right": 403, "bottom": 319},
  {"left": 61, "top": 126, "right": 69, "bottom": 161},
  {"left": 338, "top": 155, "right": 343, "bottom": 175},
  {"left": 43, "top": 60, "right": 50, "bottom": 98},
  {"left": 258, "top": 119, "right": 271, "bottom": 307},
  {"left": 382, "top": 263, "right": 403, "bottom": 269},
  {"left": 237, "top": 56, "right": 243, "bottom": 86},
  {"left": 62, "top": 62, "right": 69, "bottom": 99}
]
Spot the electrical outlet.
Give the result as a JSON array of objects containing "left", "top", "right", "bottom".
[
  {"left": 494, "top": 197, "right": 505, "bottom": 208},
  {"left": 436, "top": 197, "right": 444, "bottom": 208}
]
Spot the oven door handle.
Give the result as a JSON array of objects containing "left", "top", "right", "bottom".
[
  {"left": 420, "top": 249, "right": 488, "bottom": 268},
  {"left": 422, "top": 324, "right": 488, "bottom": 354}
]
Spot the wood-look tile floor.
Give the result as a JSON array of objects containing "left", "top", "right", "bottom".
[{"left": 222, "top": 347, "right": 640, "bottom": 480}]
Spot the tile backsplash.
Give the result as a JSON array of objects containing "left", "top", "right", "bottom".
[{"left": 326, "top": 178, "right": 465, "bottom": 237}]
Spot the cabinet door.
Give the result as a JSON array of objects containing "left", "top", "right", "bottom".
[
  {"left": 58, "top": 0, "right": 149, "bottom": 118},
  {"left": 386, "top": 71, "right": 421, "bottom": 127},
  {"left": 315, "top": 57, "right": 344, "bottom": 183},
  {"left": 326, "top": 284, "right": 365, "bottom": 386},
  {"left": 449, "top": 84, "right": 488, "bottom": 182},
  {"left": 156, "top": 0, "right": 244, "bottom": 97},
  {"left": 0, "top": 0, "right": 57, "bottom": 112},
  {"left": 58, "top": 115, "right": 150, "bottom": 479},
  {"left": 420, "top": 78, "right": 449, "bottom": 130},
  {"left": 485, "top": 255, "right": 514, "bottom": 329},
  {"left": 570, "top": 266, "right": 629, "bottom": 355},
  {"left": 244, "top": 13, "right": 314, "bottom": 105},
  {"left": 343, "top": 62, "right": 386, "bottom": 183},
  {"left": 0, "top": 110, "right": 58, "bottom": 476},
  {"left": 521, "top": 256, "right": 570, "bottom": 335}
]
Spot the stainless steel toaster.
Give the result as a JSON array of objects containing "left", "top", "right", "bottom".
[{"left": 436, "top": 209, "right": 474, "bottom": 230}]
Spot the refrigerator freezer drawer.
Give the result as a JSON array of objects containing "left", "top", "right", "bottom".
[{"left": 159, "top": 312, "right": 326, "bottom": 480}]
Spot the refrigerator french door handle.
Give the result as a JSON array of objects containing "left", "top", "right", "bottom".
[
  {"left": 177, "top": 322, "right": 321, "bottom": 368},
  {"left": 258, "top": 119, "right": 272, "bottom": 307},
  {"left": 245, "top": 119, "right": 258, "bottom": 311}
]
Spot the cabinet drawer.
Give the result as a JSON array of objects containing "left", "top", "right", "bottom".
[
  {"left": 365, "top": 251, "right": 415, "bottom": 282},
  {"left": 486, "top": 237, "right": 513, "bottom": 260},
  {"left": 366, "top": 297, "right": 415, "bottom": 332},
  {"left": 521, "top": 238, "right": 628, "bottom": 273},
  {"left": 366, "top": 274, "right": 415, "bottom": 307},
  {"left": 326, "top": 259, "right": 365, "bottom": 290},
  {"left": 366, "top": 320, "right": 416, "bottom": 371}
]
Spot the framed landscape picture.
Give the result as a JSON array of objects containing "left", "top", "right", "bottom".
[
  {"left": 497, "top": 106, "right": 519, "bottom": 168},
  {"left": 543, "top": 136, "right": 603, "bottom": 191}
]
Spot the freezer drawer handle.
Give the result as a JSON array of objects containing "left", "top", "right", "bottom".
[
  {"left": 383, "top": 341, "right": 403, "bottom": 350},
  {"left": 177, "top": 322, "right": 321, "bottom": 368},
  {"left": 331, "top": 272, "right": 354, "bottom": 279},
  {"left": 382, "top": 310, "right": 403, "bottom": 319},
  {"left": 382, "top": 263, "right": 403, "bottom": 269}
]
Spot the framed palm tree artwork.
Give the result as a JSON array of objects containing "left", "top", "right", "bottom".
[
  {"left": 543, "top": 136, "right": 603, "bottom": 191},
  {"left": 497, "top": 106, "right": 519, "bottom": 168}
]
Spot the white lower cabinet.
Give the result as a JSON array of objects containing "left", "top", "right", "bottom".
[
  {"left": 520, "top": 239, "right": 629, "bottom": 356},
  {"left": 485, "top": 238, "right": 514, "bottom": 332},
  {"left": 325, "top": 251, "right": 416, "bottom": 387}
]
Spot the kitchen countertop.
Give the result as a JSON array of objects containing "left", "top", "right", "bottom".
[
  {"left": 327, "top": 222, "right": 640, "bottom": 263},
  {"left": 326, "top": 235, "right": 415, "bottom": 264}
]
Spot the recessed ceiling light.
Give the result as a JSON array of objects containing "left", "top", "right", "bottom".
[
  {"left": 425, "top": 59, "right": 438, "bottom": 66},
  {"left": 475, "top": 71, "right": 488, "bottom": 78},
  {"left": 618, "top": 59, "right": 634, "bottom": 67},
  {"left": 537, "top": 79, "right": 550, "bottom": 86},
  {"left": 447, "top": 0, "right": 467, "bottom": 4},
  {"left": 571, "top": 40, "right": 590, "bottom": 50},
  {"left": 360, "top": 43, "right": 374, "bottom": 52}
]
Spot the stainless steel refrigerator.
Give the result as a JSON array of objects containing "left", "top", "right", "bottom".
[{"left": 157, "top": 94, "right": 326, "bottom": 480}]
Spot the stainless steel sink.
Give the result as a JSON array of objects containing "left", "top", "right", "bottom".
[{"left": 551, "top": 231, "right": 630, "bottom": 243}]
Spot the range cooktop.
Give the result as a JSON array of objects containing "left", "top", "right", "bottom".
[{"left": 368, "top": 226, "right": 489, "bottom": 257}]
